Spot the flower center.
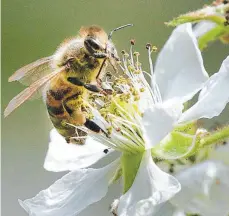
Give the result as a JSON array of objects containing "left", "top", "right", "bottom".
[{"left": 72, "top": 42, "right": 163, "bottom": 154}]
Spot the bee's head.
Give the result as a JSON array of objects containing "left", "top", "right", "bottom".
[
  {"left": 80, "top": 24, "right": 133, "bottom": 59},
  {"left": 80, "top": 26, "right": 108, "bottom": 55}
]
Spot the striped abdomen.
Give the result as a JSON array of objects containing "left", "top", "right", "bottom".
[{"left": 45, "top": 72, "right": 87, "bottom": 141}]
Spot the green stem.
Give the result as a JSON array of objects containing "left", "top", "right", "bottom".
[{"left": 200, "top": 125, "right": 229, "bottom": 147}]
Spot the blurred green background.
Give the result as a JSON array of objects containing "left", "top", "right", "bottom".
[{"left": 1, "top": 0, "right": 228, "bottom": 216}]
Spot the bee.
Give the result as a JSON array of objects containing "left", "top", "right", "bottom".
[{"left": 4, "top": 24, "right": 133, "bottom": 143}]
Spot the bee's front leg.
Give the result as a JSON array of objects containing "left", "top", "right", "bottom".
[
  {"left": 93, "top": 52, "right": 108, "bottom": 59},
  {"left": 84, "top": 84, "right": 102, "bottom": 93},
  {"left": 84, "top": 83, "right": 112, "bottom": 95}
]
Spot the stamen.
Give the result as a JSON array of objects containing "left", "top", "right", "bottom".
[
  {"left": 110, "top": 116, "right": 144, "bottom": 146},
  {"left": 130, "top": 39, "right": 135, "bottom": 66},
  {"left": 74, "top": 43, "right": 166, "bottom": 153},
  {"left": 146, "top": 43, "right": 162, "bottom": 103}
]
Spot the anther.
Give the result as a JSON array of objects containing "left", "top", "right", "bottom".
[
  {"left": 133, "top": 51, "right": 140, "bottom": 56},
  {"left": 121, "top": 50, "right": 126, "bottom": 54},
  {"left": 146, "top": 43, "right": 152, "bottom": 50},
  {"left": 152, "top": 45, "right": 158, "bottom": 52},
  {"left": 116, "top": 127, "right": 121, "bottom": 132},
  {"left": 106, "top": 72, "right": 112, "bottom": 79},
  {"left": 140, "top": 88, "right": 145, "bottom": 92},
  {"left": 130, "top": 39, "right": 135, "bottom": 45},
  {"left": 124, "top": 53, "right": 129, "bottom": 57}
]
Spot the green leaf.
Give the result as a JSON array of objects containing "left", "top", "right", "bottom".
[
  {"left": 152, "top": 131, "right": 197, "bottom": 159},
  {"left": 121, "top": 152, "right": 143, "bottom": 193},
  {"left": 166, "top": 14, "right": 225, "bottom": 27},
  {"left": 198, "top": 25, "right": 229, "bottom": 50}
]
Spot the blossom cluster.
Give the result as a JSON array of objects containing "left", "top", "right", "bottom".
[{"left": 167, "top": 0, "right": 229, "bottom": 50}]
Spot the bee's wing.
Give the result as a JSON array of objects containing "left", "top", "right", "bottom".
[
  {"left": 4, "top": 67, "right": 65, "bottom": 117},
  {"left": 9, "top": 56, "right": 53, "bottom": 86}
]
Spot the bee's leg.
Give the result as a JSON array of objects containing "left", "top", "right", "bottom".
[
  {"left": 84, "top": 83, "right": 112, "bottom": 95},
  {"left": 93, "top": 52, "right": 108, "bottom": 59},
  {"left": 84, "top": 84, "right": 101, "bottom": 93},
  {"left": 84, "top": 118, "right": 109, "bottom": 137},
  {"left": 65, "top": 137, "right": 71, "bottom": 143},
  {"left": 84, "top": 119, "right": 101, "bottom": 133},
  {"left": 67, "top": 77, "right": 84, "bottom": 86}
]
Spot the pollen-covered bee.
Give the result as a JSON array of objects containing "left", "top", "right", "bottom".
[{"left": 4, "top": 24, "right": 133, "bottom": 143}]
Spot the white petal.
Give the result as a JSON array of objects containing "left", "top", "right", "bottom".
[
  {"left": 171, "top": 161, "right": 229, "bottom": 216},
  {"left": 209, "top": 142, "right": 229, "bottom": 165},
  {"left": 117, "top": 151, "right": 181, "bottom": 216},
  {"left": 44, "top": 129, "right": 114, "bottom": 172},
  {"left": 193, "top": 21, "right": 216, "bottom": 38},
  {"left": 179, "top": 56, "right": 229, "bottom": 123},
  {"left": 19, "top": 159, "right": 119, "bottom": 216},
  {"left": 138, "top": 89, "right": 153, "bottom": 113},
  {"left": 154, "top": 23, "right": 208, "bottom": 104},
  {"left": 142, "top": 102, "right": 183, "bottom": 149},
  {"left": 151, "top": 202, "right": 185, "bottom": 216}
]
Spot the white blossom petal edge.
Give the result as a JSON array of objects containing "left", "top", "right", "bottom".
[
  {"left": 142, "top": 103, "right": 183, "bottom": 149},
  {"left": 44, "top": 129, "right": 114, "bottom": 172},
  {"left": 141, "top": 23, "right": 209, "bottom": 149},
  {"left": 117, "top": 151, "right": 181, "bottom": 216},
  {"left": 151, "top": 202, "right": 186, "bottom": 216},
  {"left": 19, "top": 159, "right": 119, "bottom": 216},
  {"left": 154, "top": 23, "right": 209, "bottom": 104},
  {"left": 179, "top": 56, "right": 229, "bottom": 123},
  {"left": 170, "top": 161, "right": 229, "bottom": 216}
]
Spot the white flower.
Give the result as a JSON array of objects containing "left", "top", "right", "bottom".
[
  {"left": 19, "top": 23, "right": 229, "bottom": 216},
  {"left": 20, "top": 130, "right": 180, "bottom": 216},
  {"left": 151, "top": 141, "right": 229, "bottom": 216},
  {"left": 143, "top": 23, "right": 229, "bottom": 150},
  {"left": 151, "top": 160, "right": 229, "bottom": 216}
]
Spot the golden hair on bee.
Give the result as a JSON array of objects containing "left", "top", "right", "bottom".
[
  {"left": 79, "top": 25, "right": 109, "bottom": 49},
  {"left": 79, "top": 26, "right": 108, "bottom": 39}
]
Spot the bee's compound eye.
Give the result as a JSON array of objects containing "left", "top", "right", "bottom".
[{"left": 84, "top": 38, "right": 101, "bottom": 51}]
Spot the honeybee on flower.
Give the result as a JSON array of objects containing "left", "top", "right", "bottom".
[{"left": 19, "top": 23, "right": 229, "bottom": 216}]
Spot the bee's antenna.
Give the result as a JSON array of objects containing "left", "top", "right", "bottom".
[{"left": 108, "top": 24, "right": 133, "bottom": 40}]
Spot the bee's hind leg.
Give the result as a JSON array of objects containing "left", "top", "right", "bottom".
[{"left": 84, "top": 118, "right": 109, "bottom": 137}]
